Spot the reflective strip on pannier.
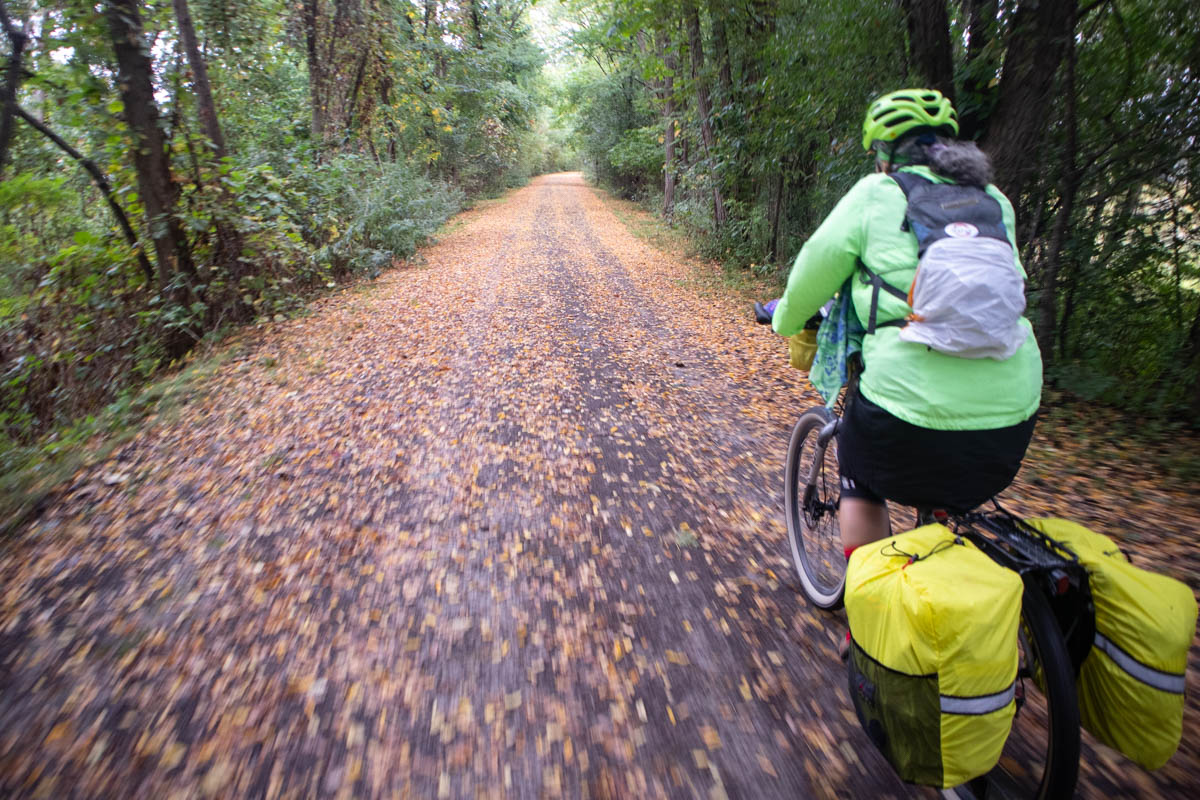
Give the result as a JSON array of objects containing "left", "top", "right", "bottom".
[
  {"left": 1094, "top": 632, "right": 1186, "bottom": 695},
  {"left": 1026, "top": 518, "right": 1197, "bottom": 770},
  {"left": 940, "top": 683, "right": 1017, "bottom": 716},
  {"left": 845, "top": 524, "right": 1022, "bottom": 788}
]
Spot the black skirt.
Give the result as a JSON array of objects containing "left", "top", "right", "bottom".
[{"left": 837, "top": 391, "right": 1036, "bottom": 513}]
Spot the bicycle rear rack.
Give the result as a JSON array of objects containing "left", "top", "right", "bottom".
[{"left": 951, "top": 506, "right": 1096, "bottom": 675}]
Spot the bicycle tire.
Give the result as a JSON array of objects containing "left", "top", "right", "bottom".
[
  {"left": 784, "top": 405, "right": 845, "bottom": 609},
  {"left": 987, "top": 583, "right": 1081, "bottom": 800}
]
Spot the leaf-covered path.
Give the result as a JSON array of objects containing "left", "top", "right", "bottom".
[{"left": 2, "top": 174, "right": 1197, "bottom": 799}]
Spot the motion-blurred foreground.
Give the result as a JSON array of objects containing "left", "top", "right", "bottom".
[{"left": 2, "top": 176, "right": 1198, "bottom": 799}]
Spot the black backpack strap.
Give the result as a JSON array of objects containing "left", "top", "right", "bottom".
[
  {"left": 889, "top": 170, "right": 930, "bottom": 232},
  {"left": 889, "top": 170, "right": 929, "bottom": 197},
  {"left": 857, "top": 259, "right": 909, "bottom": 334},
  {"left": 852, "top": 170, "right": 929, "bottom": 332}
]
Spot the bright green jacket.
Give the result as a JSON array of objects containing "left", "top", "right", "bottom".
[{"left": 772, "top": 165, "right": 1042, "bottom": 431}]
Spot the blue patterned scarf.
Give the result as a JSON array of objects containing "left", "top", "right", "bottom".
[{"left": 811, "top": 279, "right": 864, "bottom": 406}]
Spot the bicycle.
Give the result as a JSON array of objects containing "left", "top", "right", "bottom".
[{"left": 764, "top": 314, "right": 1095, "bottom": 799}]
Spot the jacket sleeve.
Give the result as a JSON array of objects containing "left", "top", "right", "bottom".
[{"left": 772, "top": 176, "right": 873, "bottom": 337}]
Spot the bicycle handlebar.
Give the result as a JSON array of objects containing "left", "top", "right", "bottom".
[
  {"left": 753, "top": 300, "right": 823, "bottom": 330},
  {"left": 753, "top": 301, "right": 774, "bottom": 325}
]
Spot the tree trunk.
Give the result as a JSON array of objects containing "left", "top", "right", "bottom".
[
  {"left": 380, "top": 76, "right": 398, "bottom": 162},
  {"left": 172, "top": 0, "right": 226, "bottom": 158},
  {"left": 680, "top": 109, "right": 690, "bottom": 170},
  {"left": 707, "top": 2, "right": 733, "bottom": 99},
  {"left": 964, "top": 0, "right": 997, "bottom": 74},
  {"left": 0, "top": 0, "right": 27, "bottom": 180},
  {"left": 899, "top": 0, "right": 955, "bottom": 101},
  {"left": 767, "top": 171, "right": 785, "bottom": 263},
  {"left": 1034, "top": 3, "right": 1079, "bottom": 367},
  {"left": 303, "top": 0, "right": 382, "bottom": 154},
  {"left": 658, "top": 31, "right": 677, "bottom": 216},
  {"left": 685, "top": 1, "right": 726, "bottom": 228},
  {"left": 344, "top": 48, "right": 369, "bottom": 138},
  {"left": 981, "top": 0, "right": 1077, "bottom": 200},
  {"left": 104, "top": 0, "right": 198, "bottom": 355},
  {"left": 303, "top": 0, "right": 325, "bottom": 146},
  {"left": 171, "top": 0, "right": 251, "bottom": 319},
  {"left": 468, "top": 0, "right": 483, "bottom": 48},
  {"left": 708, "top": 1, "right": 743, "bottom": 207},
  {"left": 741, "top": 2, "right": 770, "bottom": 104},
  {"left": 958, "top": 0, "right": 999, "bottom": 140},
  {"left": 1170, "top": 196, "right": 1185, "bottom": 331},
  {"left": 677, "top": 86, "right": 691, "bottom": 173},
  {"left": 1056, "top": 258, "right": 1079, "bottom": 358},
  {"left": 1036, "top": 195, "right": 1074, "bottom": 369},
  {"left": 1185, "top": 300, "right": 1200, "bottom": 424}
]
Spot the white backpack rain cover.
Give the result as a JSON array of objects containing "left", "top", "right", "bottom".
[{"left": 888, "top": 173, "right": 1029, "bottom": 360}]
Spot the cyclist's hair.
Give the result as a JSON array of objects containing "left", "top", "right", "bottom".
[{"left": 888, "top": 133, "right": 993, "bottom": 188}]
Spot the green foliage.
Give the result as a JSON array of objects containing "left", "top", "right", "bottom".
[
  {"left": 559, "top": 56, "right": 657, "bottom": 195},
  {"left": 607, "top": 126, "right": 661, "bottom": 177},
  {"left": 1024, "top": 0, "right": 1200, "bottom": 421},
  {"left": 557, "top": 0, "right": 1200, "bottom": 423},
  {"left": 516, "top": 115, "right": 579, "bottom": 178},
  {"left": 0, "top": 0, "right": 548, "bottom": 472},
  {"left": 298, "top": 155, "right": 464, "bottom": 275}
]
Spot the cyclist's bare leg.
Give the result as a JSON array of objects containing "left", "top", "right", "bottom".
[
  {"left": 837, "top": 498, "right": 890, "bottom": 658},
  {"left": 839, "top": 497, "right": 891, "bottom": 550}
]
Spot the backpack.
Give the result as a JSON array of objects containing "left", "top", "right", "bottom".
[
  {"left": 1025, "top": 518, "right": 1196, "bottom": 769},
  {"left": 859, "top": 172, "right": 1030, "bottom": 360},
  {"left": 845, "top": 524, "right": 1022, "bottom": 788}
]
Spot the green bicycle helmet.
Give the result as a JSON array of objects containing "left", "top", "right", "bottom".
[{"left": 861, "top": 89, "right": 959, "bottom": 152}]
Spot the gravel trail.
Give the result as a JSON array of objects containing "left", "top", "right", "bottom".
[{"left": 2, "top": 173, "right": 1196, "bottom": 799}]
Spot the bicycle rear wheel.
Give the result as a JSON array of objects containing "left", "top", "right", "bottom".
[
  {"left": 950, "top": 584, "right": 1080, "bottom": 799},
  {"left": 784, "top": 406, "right": 845, "bottom": 609}
]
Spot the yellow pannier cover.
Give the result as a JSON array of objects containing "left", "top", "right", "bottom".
[
  {"left": 846, "top": 524, "right": 1022, "bottom": 788},
  {"left": 1026, "top": 518, "right": 1197, "bottom": 769}
]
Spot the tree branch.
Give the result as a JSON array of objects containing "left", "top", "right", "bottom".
[
  {"left": 15, "top": 104, "right": 156, "bottom": 284},
  {"left": 1079, "top": 0, "right": 1113, "bottom": 20},
  {"left": 0, "top": 0, "right": 28, "bottom": 179}
]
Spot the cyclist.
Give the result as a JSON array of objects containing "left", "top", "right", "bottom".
[{"left": 768, "top": 90, "right": 1043, "bottom": 600}]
